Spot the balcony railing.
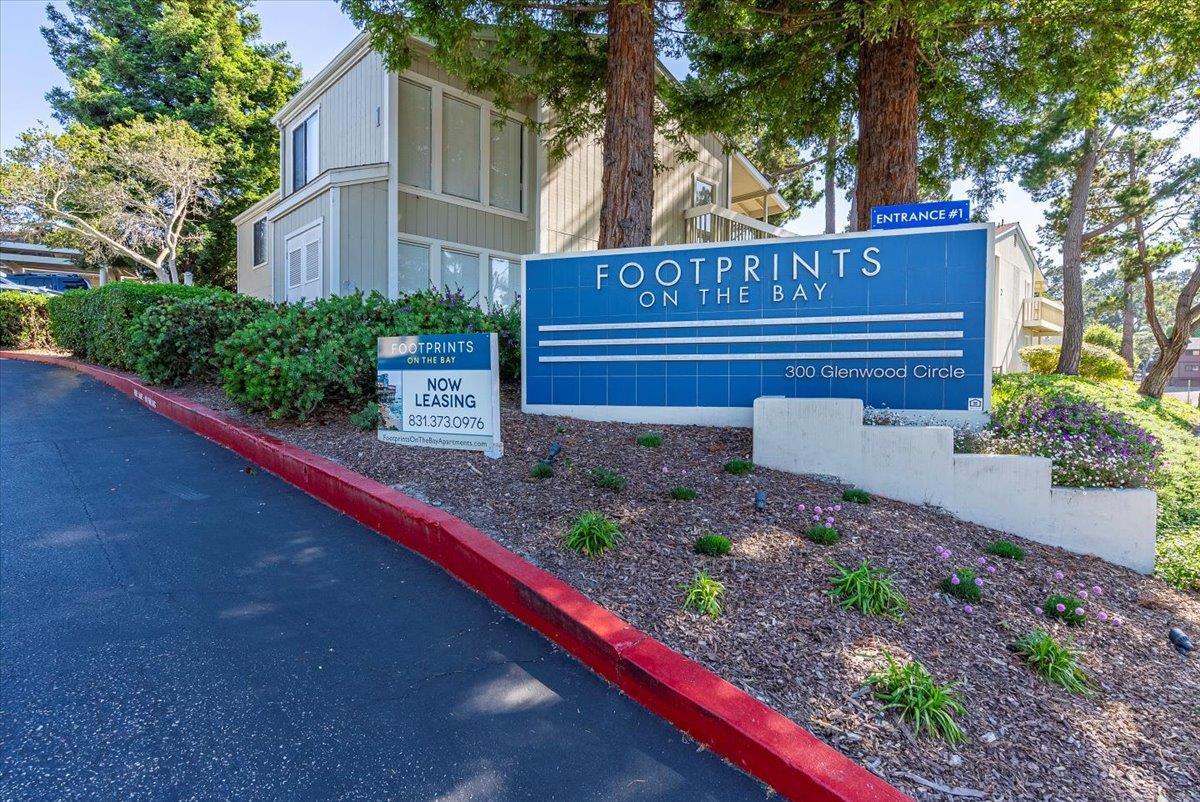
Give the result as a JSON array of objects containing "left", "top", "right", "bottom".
[
  {"left": 684, "top": 203, "right": 790, "bottom": 243},
  {"left": 1022, "top": 296, "right": 1065, "bottom": 335}
]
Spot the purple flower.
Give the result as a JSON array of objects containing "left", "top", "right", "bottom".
[
  {"left": 963, "top": 604, "right": 974, "bottom": 614},
  {"left": 951, "top": 575, "right": 961, "bottom": 585},
  {"left": 833, "top": 504, "right": 842, "bottom": 512},
  {"left": 798, "top": 504, "right": 806, "bottom": 512},
  {"left": 1079, "top": 590, "right": 1088, "bottom": 599},
  {"left": 1092, "top": 586, "right": 1102, "bottom": 595},
  {"left": 939, "top": 551, "right": 951, "bottom": 560},
  {"left": 974, "top": 577, "right": 983, "bottom": 587},
  {"left": 986, "top": 565, "right": 996, "bottom": 574},
  {"left": 825, "top": 516, "right": 834, "bottom": 525},
  {"left": 1054, "top": 570, "right": 1064, "bottom": 580},
  {"left": 814, "top": 506, "right": 822, "bottom": 515},
  {"left": 1034, "top": 607, "right": 1044, "bottom": 616},
  {"left": 1097, "top": 611, "right": 1108, "bottom": 622},
  {"left": 977, "top": 556, "right": 987, "bottom": 566},
  {"left": 1073, "top": 607, "right": 1085, "bottom": 617},
  {"left": 812, "top": 514, "right": 820, "bottom": 522},
  {"left": 1056, "top": 603, "right": 1066, "bottom": 613},
  {"left": 1112, "top": 616, "right": 1122, "bottom": 626}
]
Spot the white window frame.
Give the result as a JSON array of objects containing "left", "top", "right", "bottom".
[
  {"left": 288, "top": 106, "right": 321, "bottom": 193},
  {"left": 252, "top": 217, "right": 269, "bottom": 269},
  {"left": 396, "top": 232, "right": 520, "bottom": 310},
  {"left": 395, "top": 73, "right": 530, "bottom": 222},
  {"left": 693, "top": 175, "right": 716, "bottom": 207}
]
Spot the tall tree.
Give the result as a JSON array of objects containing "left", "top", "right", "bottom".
[
  {"left": 682, "top": 0, "right": 1191, "bottom": 232},
  {"left": 342, "top": 0, "right": 680, "bottom": 249},
  {"left": 0, "top": 120, "right": 220, "bottom": 284},
  {"left": 42, "top": 0, "right": 301, "bottom": 286}
]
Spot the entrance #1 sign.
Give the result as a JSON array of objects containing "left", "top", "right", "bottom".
[
  {"left": 521, "top": 224, "right": 994, "bottom": 426},
  {"left": 870, "top": 200, "right": 970, "bottom": 230},
  {"left": 377, "top": 333, "right": 502, "bottom": 457}
]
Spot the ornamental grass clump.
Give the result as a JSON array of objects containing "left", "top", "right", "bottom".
[
  {"left": 830, "top": 560, "right": 908, "bottom": 620},
  {"left": 636, "top": 432, "right": 663, "bottom": 448},
  {"left": 565, "top": 511, "right": 622, "bottom": 557},
  {"left": 723, "top": 458, "right": 753, "bottom": 475},
  {"left": 942, "top": 568, "right": 984, "bottom": 603},
  {"left": 988, "top": 393, "right": 1161, "bottom": 488},
  {"left": 681, "top": 571, "right": 725, "bottom": 618},
  {"left": 693, "top": 534, "right": 731, "bottom": 557},
  {"left": 805, "top": 525, "right": 840, "bottom": 545},
  {"left": 350, "top": 402, "right": 380, "bottom": 431},
  {"left": 1042, "top": 593, "right": 1088, "bottom": 626},
  {"left": 669, "top": 486, "right": 697, "bottom": 501},
  {"left": 986, "top": 539, "right": 1025, "bottom": 561},
  {"left": 1013, "top": 630, "right": 1093, "bottom": 695},
  {"left": 530, "top": 461, "right": 553, "bottom": 479},
  {"left": 842, "top": 488, "right": 871, "bottom": 504},
  {"left": 591, "top": 467, "right": 627, "bottom": 491},
  {"left": 868, "top": 655, "right": 966, "bottom": 743}
]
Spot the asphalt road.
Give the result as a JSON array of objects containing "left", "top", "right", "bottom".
[{"left": 0, "top": 359, "right": 765, "bottom": 801}]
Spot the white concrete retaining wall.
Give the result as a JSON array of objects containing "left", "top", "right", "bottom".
[{"left": 752, "top": 397, "right": 1157, "bottom": 574}]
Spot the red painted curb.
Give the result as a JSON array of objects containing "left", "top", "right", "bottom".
[{"left": 2, "top": 351, "right": 911, "bottom": 802}]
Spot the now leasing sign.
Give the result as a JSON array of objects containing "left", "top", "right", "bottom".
[
  {"left": 377, "top": 333, "right": 503, "bottom": 457},
  {"left": 521, "top": 224, "right": 994, "bottom": 425}
]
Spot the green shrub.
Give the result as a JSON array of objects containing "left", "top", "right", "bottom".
[
  {"left": 565, "top": 511, "right": 622, "bottom": 557},
  {"left": 723, "top": 458, "right": 753, "bottom": 475},
  {"left": 1043, "top": 593, "right": 1088, "bottom": 626},
  {"left": 669, "top": 486, "right": 697, "bottom": 501},
  {"left": 217, "top": 289, "right": 518, "bottom": 420},
  {"left": 830, "top": 560, "right": 908, "bottom": 620},
  {"left": 0, "top": 291, "right": 53, "bottom": 349},
  {"left": 130, "top": 291, "right": 270, "bottom": 385},
  {"left": 636, "top": 432, "right": 663, "bottom": 448},
  {"left": 941, "top": 568, "right": 983, "bottom": 603},
  {"left": 350, "top": 402, "right": 380, "bottom": 431},
  {"left": 693, "top": 534, "right": 731, "bottom": 556},
  {"left": 842, "top": 488, "right": 871, "bottom": 504},
  {"left": 1013, "top": 630, "right": 1093, "bottom": 695},
  {"left": 47, "top": 283, "right": 216, "bottom": 369},
  {"left": 1083, "top": 323, "right": 1122, "bottom": 354},
  {"left": 1019, "top": 342, "right": 1131, "bottom": 380},
  {"left": 993, "top": 373, "right": 1200, "bottom": 591},
  {"left": 804, "top": 525, "right": 840, "bottom": 545},
  {"left": 681, "top": 571, "right": 725, "bottom": 618},
  {"left": 986, "top": 540, "right": 1025, "bottom": 561},
  {"left": 591, "top": 467, "right": 627, "bottom": 491},
  {"left": 868, "top": 655, "right": 966, "bottom": 743},
  {"left": 530, "top": 461, "right": 554, "bottom": 479}
]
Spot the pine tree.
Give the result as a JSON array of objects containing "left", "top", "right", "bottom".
[{"left": 42, "top": 0, "right": 301, "bottom": 286}]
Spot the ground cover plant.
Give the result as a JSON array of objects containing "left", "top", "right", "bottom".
[
  {"left": 680, "top": 571, "right": 725, "bottom": 618},
  {"left": 842, "top": 488, "right": 871, "bottom": 504},
  {"left": 830, "top": 560, "right": 908, "bottom": 619},
  {"left": 723, "top": 458, "right": 753, "bottom": 475},
  {"left": 564, "top": 511, "right": 621, "bottom": 557},
  {"left": 1043, "top": 593, "right": 1088, "bottom": 626},
  {"left": 636, "top": 432, "right": 662, "bottom": 448},
  {"left": 530, "top": 461, "right": 554, "bottom": 479},
  {"left": 591, "top": 467, "right": 626, "bottom": 491},
  {"left": 993, "top": 373, "right": 1199, "bottom": 591},
  {"left": 868, "top": 656, "right": 966, "bottom": 743},
  {"left": 669, "top": 486, "right": 697, "bottom": 500},
  {"left": 986, "top": 539, "right": 1025, "bottom": 561},
  {"left": 0, "top": 291, "right": 53, "bottom": 349},
  {"left": 350, "top": 401, "right": 380, "bottom": 431},
  {"left": 942, "top": 567, "right": 983, "bottom": 603},
  {"left": 693, "top": 533, "right": 731, "bottom": 556},
  {"left": 804, "top": 524, "right": 840, "bottom": 545},
  {"left": 1013, "top": 630, "right": 1093, "bottom": 695}
]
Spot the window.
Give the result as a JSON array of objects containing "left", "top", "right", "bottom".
[
  {"left": 489, "top": 115, "right": 524, "bottom": 212},
  {"left": 291, "top": 110, "right": 319, "bottom": 192},
  {"left": 252, "top": 218, "right": 267, "bottom": 267},
  {"left": 441, "top": 248, "right": 480, "bottom": 299},
  {"left": 397, "top": 80, "right": 432, "bottom": 189},
  {"left": 442, "top": 96, "right": 481, "bottom": 201},
  {"left": 489, "top": 256, "right": 519, "bottom": 309},
  {"left": 397, "top": 241, "right": 430, "bottom": 295},
  {"left": 694, "top": 178, "right": 716, "bottom": 206}
]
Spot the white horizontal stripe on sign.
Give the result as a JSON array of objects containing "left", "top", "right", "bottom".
[
  {"left": 537, "top": 311, "right": 963, "bottom": 333},
  {"left": 540, "top": 330, "right": 963, "bottom": 348},
  {"left": 539, "top": 349, "right": 964, "bottom": 364}
]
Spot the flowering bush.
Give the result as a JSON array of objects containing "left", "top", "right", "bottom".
[{"left": 988, "top": 393, "right": 1161, "bottom": 488}]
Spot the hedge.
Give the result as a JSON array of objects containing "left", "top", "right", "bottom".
[
  {"left": 47, "top": 283, "right": 217, "bottom": 369},
  {"left": 130, "top": 291, "right": 272, "bottom": 386},
  {"left": 1083, "top": 323, "right": 1122, "bottom": 353},
  {"left": 0, "top": 291, "right": 54, "bottom": 349},
  {"left": 216, "top": 289, "right": 519, "bottom": 419},
  {"left": 1019, "top": 342, "right": 1130, "bottom": 380}
]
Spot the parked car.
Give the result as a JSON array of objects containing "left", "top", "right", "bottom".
[
  {"left": 0, "top": 276, "right": 59, "bottom": 295},
  {"left": 2, "top": 272, "right": 89, "bottom": 292}
]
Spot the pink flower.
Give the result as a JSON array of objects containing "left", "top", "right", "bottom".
[
  {"left": 939, "top": 551, "right": 951, "bottom": 560},
  {"left": 1097, "top": 611, "right": 1108, "bottom": 622},
  {"left": 986, "top": 565, "right": 996, "bottom": 574},
  {"left": 1054, "top": 570, "right": 1064, "bottom": 580},
  {"left": 798, "top": 504, "right": 806, "bottom": 512},
  {"left": 1112, "top": 616, "right": 1122, "bottom": 626},
  {"left": 974, "top": 577, "right": 983, "bottom": 587},
  {"left": 1092, "top": 586, "right": 1102, "bottom": 596},
  {"left": 661, "top": 465, "right": 669, "bottom": 474},
  {"left": 1073, "top": 607, "right": 1085, "bottom": 617},
  {"left": 963, "top": 604, "right": 974, "bottom": 614},
  {"left": 977, "top": 557, "right": 987, "bottom": 566},
  {"left": 1055, "top": 603, "right": 1066, "bottom": 613},
  {"left": 814, "top": 506, "right": 823, "bottom": 515},
  {"left": 951, "top": 575, "right": 961, "bottom": 585},
  {"left": 1034, "top": 607, "right": 1044, "bottom": 616},
  {"left": 1079, "top": 590, "right": 1088, "bottom": 599},
  {"left": 834, "top": 504, "right": 842, "bottom": 512},
  {"left": 825, "top": 516, "right": 834, "bottom": 525}
]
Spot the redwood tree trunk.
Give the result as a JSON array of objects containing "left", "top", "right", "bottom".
[
  {"left": 598, "top": 0, "right": 655, "bottom": 249},
  {"left": 1056, "top": 128, "right": 1101, "bottom": 375},
  {"left": 853, "top": 22, "right": 919, "bottom": 232}
]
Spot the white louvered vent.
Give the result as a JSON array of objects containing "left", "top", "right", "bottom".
[
  {"left": 287, "top": 246, "right": 302, "bottom": 288},
  {"left": 304, "top": 240, "right": 320, "bottom": 283}
]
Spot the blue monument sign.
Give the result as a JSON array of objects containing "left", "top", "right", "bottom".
[
  {"left": 521, "top": 224, "right": 994, "bottom": 426},
  {"left": 870, "top": 200, "right": 970, "bottom": 230}
]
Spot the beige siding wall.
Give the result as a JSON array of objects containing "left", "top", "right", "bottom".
[
  {"left": 539, "top": 120, "right": 728, "bottom": 253},
  {"left": 397, "top": 192, "right": 531, "bottom": 254},
  {"left": 236, "top": 216, "right": 273, "bottom": 299},
  {"left": 993, "top": 234, "right": 1036, "bottom": 373},
  {"left": 282, "top": 50, "right": 386, "bottom": 197},
  {"left": 338, "top": 180, "right": 389, "bottom": 295},
  {"left": 272, "top": 192, "right": 330, "bottom": 300}
]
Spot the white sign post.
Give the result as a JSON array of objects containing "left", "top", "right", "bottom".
[{"left": 376, "top": 333, "right": 503, "bottom": 458}]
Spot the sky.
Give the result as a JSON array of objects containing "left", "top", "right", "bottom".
[{"left": 0, "top": 0, "right": 1051, "bottom": 247}]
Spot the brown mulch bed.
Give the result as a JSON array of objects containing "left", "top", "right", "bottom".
[{"left": 159, "top": 379, "right": 1199, "bottom": 801}]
